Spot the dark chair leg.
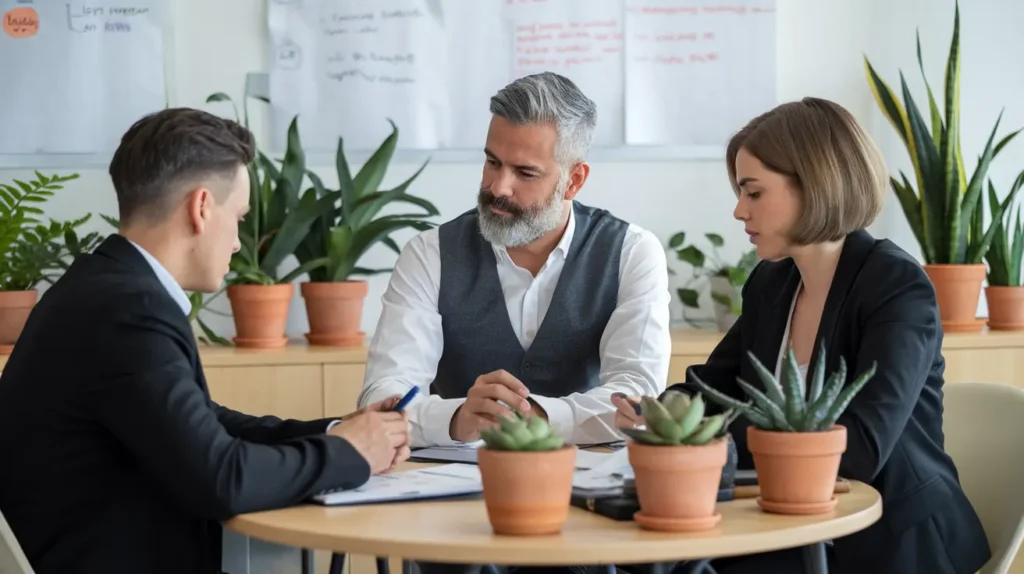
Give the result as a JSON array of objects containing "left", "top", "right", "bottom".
[
  {"left": 801, "top": 543, "right": 829, "bottom": 574},
  {"left": 329, "top": 553, "right": 347, "bottom": 574},
  {"left": 377, "top": 557, "right": 391, "bottom": 574}
]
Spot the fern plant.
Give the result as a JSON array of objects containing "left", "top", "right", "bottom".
[
  {"left": 0, "top": 172, "right": 101, "bottom": 291},
  {"left": 695, "top": 344, "right": 877, "bottom": 432}
]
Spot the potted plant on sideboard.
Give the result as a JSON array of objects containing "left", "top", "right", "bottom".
[
  {"left": 695, "top": 342, "right": 877, "bottom": 515},
  {"left": 984, "top": 173, "right": 1024, "bottom": 330},
  {"left": 0, "top": 172, "right": 102, "bottom": 353},
  {"left": 619, "top": 392, "right": 738, "bottom": 532},
  {"left": 864, "top": 1, "right": 1022, "bottom": 332},
  {"left": 226, "top": 119, "right": 339, "bottom": 348},
  {"left": 294, "top": 120, "right": 438, "bottom": 346},
  {"left": 477, "top": 412, "right": 576, "bottom": 535},
  {"left": 668, "top": 230, "right": 757, "bottom": 332}
]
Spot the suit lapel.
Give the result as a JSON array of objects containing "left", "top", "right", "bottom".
[{"left": 807, "top": 229, "right": 876, "bottom": 374}]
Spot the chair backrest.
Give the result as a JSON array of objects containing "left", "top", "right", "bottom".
[
  {"left": 0, "top": 509, "right": 34, "bottom": 574},
  {"left": 943, "top": 382, "right": 1024, "bottom": 574}
]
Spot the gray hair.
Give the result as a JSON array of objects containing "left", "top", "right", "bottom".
[{"left": 489, "top": 72, "right": 597, "bottom": 168}]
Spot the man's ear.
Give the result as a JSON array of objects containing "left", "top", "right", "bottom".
[
  {"left": 184, "top": 186, "right": 213, "bottom": 234},
  {"left": 563, "top": 162, "right": 590, "bottom": 202}
]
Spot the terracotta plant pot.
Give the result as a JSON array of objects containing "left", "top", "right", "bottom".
[
  {"left": 226, "top": 283, "right": 294, "bottom": 349},
  {"left": 300, "top": 280, "right": 368, "bottom": 346},
  {"left": 924, "top": 264, "right": 986, "bottom": 333},
  {"left": 0, "top": 290, "right": 38, "bottom": 354},
  {"left": 985, "top": 286, "right": 1024, "bottom": 331},
  {"left": 747, "top": 425, "right": 847, "bottom": 515},
  {"left": 477, "top": 445, "right": 576, "bottom": 535},
  {"left": 627, "top": 436, "right": 728, "bottom": 532}
]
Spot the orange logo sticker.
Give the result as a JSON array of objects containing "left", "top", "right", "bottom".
[{"left": 3, "top": 7, "right": 39, "bottom": 38}]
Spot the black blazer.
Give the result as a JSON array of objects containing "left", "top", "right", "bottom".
[
  {"left": 667, "top": 229, "right": 990, "bottom": 574},
  {"left": 0, "top": 235, "right": 370, "bottom": 574}
]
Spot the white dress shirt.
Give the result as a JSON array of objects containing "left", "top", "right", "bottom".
[{"left": 357, "top": 207, "right": 672, "bottom": 448}]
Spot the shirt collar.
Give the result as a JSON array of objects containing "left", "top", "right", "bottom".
[{"left": 125, "top": 238, "right": 192, "bottom": 317}]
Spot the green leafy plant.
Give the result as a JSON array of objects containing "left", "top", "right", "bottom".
[
  {"left": 0, "top": 172, "right": 102, "bottom": 291},
  {"left": 227, "top": 120, "right": 340, "bottom": 287},
  {"left": 479, "top": 411, "right": 564, "bottom": 451},
  {"left": 984, "top": 173, "right": 1024, "bottom": 287},
  {"left": 864, "top": 1, "right": 1021, "bottom": 265},
  {"left": 620, "top": 391, "right": 737, "bottom": 446},
  {"left": 294, "top": 120, "right": 438, "bottom": 283},
  {"left": 695, "top": 344, "right": 877, "bottom": 432},
  {"left": 668, "top": 231, "right": 757, "bottom": 326}
]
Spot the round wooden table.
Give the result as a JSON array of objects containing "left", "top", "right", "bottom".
[{"left": 226, "top": 477, "right": 881, "bottom": 571}]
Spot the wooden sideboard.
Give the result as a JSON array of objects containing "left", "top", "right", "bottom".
[{"left": 3, "top": 328, "right": 1021, "bottom": 422}]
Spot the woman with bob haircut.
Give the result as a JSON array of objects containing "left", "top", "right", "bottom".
[{"left": 613, "top": 97, "right": 989, "bottom": 574}]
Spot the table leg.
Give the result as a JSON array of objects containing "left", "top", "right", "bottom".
[{"left": 802, "top": 543, "right": 828, "bottom": 574}]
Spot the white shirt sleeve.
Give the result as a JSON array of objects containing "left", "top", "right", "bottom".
[
  {"left": 527, "top": 226, "right": 672, "bottom": 445},
  {"left": 356, "top": 228, "right": 468, "bottom": 448}
]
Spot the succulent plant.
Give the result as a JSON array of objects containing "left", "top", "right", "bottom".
[
  {"left": 620, "top": 391, "right": 738, "bottom": 446},
  {"left": 695, "top": 343, "right": 877, "bottom": 432},
  {"left": 479, "top": 411, "right": 565, "bottom": 451}
]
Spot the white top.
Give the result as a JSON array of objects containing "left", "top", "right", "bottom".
[
  {"left": 776, "top": 281, "right": 809, "bottom": 381},
  {"left": 357, "top": 207, "right": 672, "bottom": 448}
]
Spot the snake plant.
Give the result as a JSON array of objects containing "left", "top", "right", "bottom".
[
  {"left": 863, "top": 1, "right": 1021, "bottom": 265},
  {"left": 985, "top": 174, "right": 1024, "bottom": 287}
]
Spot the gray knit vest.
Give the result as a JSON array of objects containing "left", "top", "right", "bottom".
[{"left": 430, "top": 201, "right": 629, "bottom": 399}]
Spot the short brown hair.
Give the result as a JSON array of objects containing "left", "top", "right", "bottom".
[
  {"left": 109, "top": 107, "right": 255, "bottom": 224},
  {"left": 726, "top": 97, "right": 887, "bottom": 244}
]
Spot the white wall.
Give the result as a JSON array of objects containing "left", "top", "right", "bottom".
[{"left": 3, "top": 0, "right": 1023, "bottom": 340}]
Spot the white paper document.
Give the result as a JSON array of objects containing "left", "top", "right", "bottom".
[
  {"left": 311, "top": 463, "right": 482, "bottom": 506},
  {"left": 572, "top": 448, "right": 633, "bottom": 494},
  {"left": 409, "top": 446, "right": 619, "bottom": 470}
]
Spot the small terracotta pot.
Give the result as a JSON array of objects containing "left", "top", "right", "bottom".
[
  {"left": 300, "top": 280, "right": 368, "bottom": 346},
  {"left": 924, "top": 264, "right": 986, "bottom": 333},
  {"left": 226, "top": 283, "right": 294, "bottom": 349},
  {"left": 628, "top": 436, "right": 728, "bottom": 532},
  {"left": 747, "top": 425, "right": 847, "bottom": 515},
  {"left": 477, "top": 445, "right": 576, "bottom": 535},
  {"left": 985, "top": 286, "right": 1024, "bottom": 331},
  {"left": 0, "top": 290, "right": 38, "bottom": 354}
]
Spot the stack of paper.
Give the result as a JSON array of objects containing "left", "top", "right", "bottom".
[
  {"left": 409, "top": 446, "right": 621, "bottom": 470},
  {"left": 311, "top": 463, "right": 483, "bottom": 506},
  {"left": 571, "top": 449, "right": 634, "bottom": 498}
]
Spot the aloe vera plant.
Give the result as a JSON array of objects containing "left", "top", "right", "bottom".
[
  {"left": 480, "top": 411, "right": 564, "bottom": 451},
  {"left": 695, "top": 344, "right": 877, "bottom": 432},
  {"left": 984, "top": 174, "right": 1024, "bottom": 287},
  {"left": 863, "top": 1, "right": 1022, "bottom": 265},
  {"left": 620, "top": 392, "right": 737, "bottom": 446}
]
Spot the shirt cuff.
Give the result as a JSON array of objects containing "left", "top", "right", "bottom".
[
  {"left": 528, "top": 395, "right": 575, "bottom": 442},
  {"left": 325, "top": 419, "right": 343, "bottom": 433},
  {"left": 414, "top": 398, "right": 468, "bottom": 448}
]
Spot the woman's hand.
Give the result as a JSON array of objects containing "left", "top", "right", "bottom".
[{"left": 612, "top": 392, "right": 645, "bottom": 430}]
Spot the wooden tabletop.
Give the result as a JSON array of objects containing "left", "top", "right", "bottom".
[{"left": 225, "top": 472, "right": 881, "bottom": 565}]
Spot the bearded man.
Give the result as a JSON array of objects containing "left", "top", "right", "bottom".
[{"left": 357, "top": 72, "right": 672, "bottom": 451}]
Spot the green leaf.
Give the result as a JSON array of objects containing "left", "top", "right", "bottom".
[
  {"left": 821, "top": 361, "right": 878, "bottom": 428},
  {"left": 352, "top": 119, "right": 399, "bottom": 200},
  {"left": 705, "top": 233, "right": 724, "bottom": 247},
  {"left": 668, "top": 232, "right": 686, "bottom": 249},
  {"left": 677, "top": 288, "right": 700, "bottom": 308},
  {"left": 676, "top": 245, "right": 705, "bottom": 267},
  {"left": 745, "top": 350, "right": 786, "bottom": 407},
  {"left": 735, "top": 378, "right": 792, "bottom": 431}
]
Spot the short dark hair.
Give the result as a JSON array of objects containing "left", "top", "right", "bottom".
[{"left": 109, "top": 107, "right": 256, "bottom": 224}]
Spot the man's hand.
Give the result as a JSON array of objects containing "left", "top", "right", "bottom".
[
  {"left": 329, "top": 408, "right": 410, "bottom": 474},
  {"left": 612, "top": 392, "right": 644, "bottom": 430},
  {"left": 449, "top": 370, "right": 531, "bottom": 442},
  {"left": 344, "top": 394, "right": 403, "bottom": 418}
]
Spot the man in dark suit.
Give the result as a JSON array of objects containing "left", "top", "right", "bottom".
[{"left": 0, "top": 107, "right": 411, "bottom": 574}]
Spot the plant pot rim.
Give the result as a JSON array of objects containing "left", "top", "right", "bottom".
[
  {"left": 923, "top": 263, "right": 987, "bottom": 268},
  {"left": 625, "top": 435, "right": 729, "bottom": 449},
  {"left": 301, "top": 279, "right": 369, "bottom": 285},
  {"left": 478, "top": 444, "right": 577, "bottom": 455},
  {"left": 986, "top": 284, "right": 1024, "bottom": 290},
  {"left": 227, "top": 282, "right": 294, "bottom": 290},
  {"left": 747, "top": 424, "right": 845, "bottom": 436}
]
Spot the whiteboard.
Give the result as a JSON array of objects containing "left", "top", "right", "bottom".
[
  {"left": 266, "top": 0, "right": 776, "bottom": 158},
  {"left": 0, "top": 0, "right": 166, "bottom": 165}
]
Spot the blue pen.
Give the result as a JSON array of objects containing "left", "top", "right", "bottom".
[{"left": 391, "top": 386, "right": 419, "bottom": 412}]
